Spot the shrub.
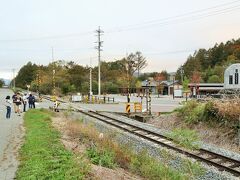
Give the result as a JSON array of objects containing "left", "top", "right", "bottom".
[
  {"left": 184, "top": 103, "right": 205, "bottom": 124},
  {"left": 177, "top": 100, "right": 205, "bottom": 124},
  {"left": 177, "top": 99, "right": 240, "bottom": 132}
]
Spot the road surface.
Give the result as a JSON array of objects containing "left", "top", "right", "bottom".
[{"left": 0, "top": 88, "right": 24, "bottom": 179}]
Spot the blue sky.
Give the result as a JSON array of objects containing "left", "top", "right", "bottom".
[{"left": 0, "top": 0, "right": 240, "bottom": 79}]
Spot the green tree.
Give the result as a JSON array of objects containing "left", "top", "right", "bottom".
[
  {"left": 0, "top": 79, "right": 4, "bottom": 87},
  {"left": 15, "top": 62, "right": 38, "bottom": 89},
  {"left": 207, "top": 75, "right": 221, "bottom": 83},
  {"left": 183, "top": 76, "right": 190, "bottom": 92}
]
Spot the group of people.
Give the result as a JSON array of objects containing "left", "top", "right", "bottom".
[{"left": 4, "top": 92, "right": 36, "bottom": 118}]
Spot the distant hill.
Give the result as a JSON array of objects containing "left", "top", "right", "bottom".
[{"left": 176, "top": 38, "right": 240, "bottom": 83}]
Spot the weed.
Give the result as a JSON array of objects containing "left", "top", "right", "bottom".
[
  {"left": 130, "top": 150, "right": 188, "bottom": 180},
  {"left": 86, "top": 146, "right": 116, "bottom": 168},
  {"left": 181, "top": 159, "right": 205, "bottom": 178},
  {"left": 167, "top": 128, "right": 200, "bottom": 150}
]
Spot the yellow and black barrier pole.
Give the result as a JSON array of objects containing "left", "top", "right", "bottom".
[{"left": 126, "top": 103, "right": 130, "bottom": 114}]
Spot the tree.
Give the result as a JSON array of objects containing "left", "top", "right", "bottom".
[
  {"left": 182, "top": 76, "right": 190, "bottom": 101},
  {"left": 182, "top": 76, "right": 190, "bottom": 92},
  {"left": 208, "top": 75, "right": 221, "bottom": 83},
  {"left": 15, "top": 62, "right": 38, "bottom": 89},
  {"left": 135, "top": 51, "right": 147, "bottom": 77},
  {"left": 191, "top": 71, "right": 201, "bottom": 97},
  {"left": 0, "top": 79, "right": 4, "bottom": 88},
  {"left": 191, "top": 71, "right": 201, "bottom": 84},
  {"left": 154, "top": 71, "right": 168, "bottom": 97},
  {"left": 154, "top": 71, "right": 168, "bottom": 82}
]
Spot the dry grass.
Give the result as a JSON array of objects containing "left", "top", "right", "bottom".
[
  {"left": 52, "top": 116, "right": 143, "bottom": 180},
  {"left": 66, "top": 120, "right": 133, "bottom": 169},
  {"left": 212, "top": 98, "right": 240, "bottom": 122}
]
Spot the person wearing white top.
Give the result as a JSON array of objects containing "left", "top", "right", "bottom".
[
  {"left": 5, "top": 96, "right": 12, "bottom": 119},
  {"left": 22, "top": 93, "right": 28, "bottom": 112}
]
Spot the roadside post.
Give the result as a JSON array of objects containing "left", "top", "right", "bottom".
[
  {"left": 238, "top": 116, "right": 240, "bottom": 147},
  {"left": 145, "top": 80, "right": 151, "bottom": 115},
  {"left": 146, "top": 81, "right": 149, "bottom": 113},
  {"left": 149, "top": 90, "right": 151, "bottom": 115}
]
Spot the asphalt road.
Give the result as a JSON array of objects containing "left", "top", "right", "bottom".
[
  {"left": 71, "top": 95, "right": 183, "bottom": 113},
  {"left": 0, "top": 88, "right": 24, "bottom": 179}
]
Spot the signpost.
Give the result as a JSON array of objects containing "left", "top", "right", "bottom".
[{"left": 26, "top": 85, "right": 30, "bottom": 93}]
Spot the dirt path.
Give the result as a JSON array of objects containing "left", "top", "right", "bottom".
[{"left": 0, "top": 89, "right": 24, "bottom": 180}]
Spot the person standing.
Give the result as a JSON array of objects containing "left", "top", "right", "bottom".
[
  {"left": 28, "top": 94, "right": 34, "bottom": 109},
  {"left": 22, "top": 93, "right": 28, "bottom": 112},
  {"left": 15, "top": 93, "right": 22, "bottom": 116},
  {"left": 12, "top": 92, "right": 17, "bottom": 113},
  {"left": 32, "top": 95, "right": 36, "bottom": 109},
  {"left": 5, "top": 96, "right": 11, "bottom": 118}
]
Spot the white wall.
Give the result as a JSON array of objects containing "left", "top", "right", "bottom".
[{"left": 224, "top": 63, "right": 240, "bottom": 89}]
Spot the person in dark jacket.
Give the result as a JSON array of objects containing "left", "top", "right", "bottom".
[{"left": 28, "top": 94, "right": 35, "bottom": 108}]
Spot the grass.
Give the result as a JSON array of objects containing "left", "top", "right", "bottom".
[
  {"left": 86, "top": 146, "right": 116, "bottom": 168},
  {"left": 16, "top": 109, "right": 90, "bottom": 180},
  {"left": 167, "top": 128, "right": 200, "bottom": 150},
  {"left": 66, "top": 120, "right": 205, "bottom": 179}
]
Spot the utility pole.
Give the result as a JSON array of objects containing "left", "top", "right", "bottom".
[
  {"left": 12, "top": 69, "right": 15, "bottom": 90},
  {"left": 89, "top": 58, "right": 93, "bottom": 102},
  {"left": 125, "top": 52, "right": 130, "bottom": 102},
  {"left": 52, "top": 47, "right": 56, "bottom": 100},
  {"left": 95, "top": 26, "right": 104, "bottom": 96},
  {"left": 173, "top": 75, "right": 175, "bottom": 100}
]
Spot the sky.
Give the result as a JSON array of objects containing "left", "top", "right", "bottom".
[{"left": 0, "top": 0, "right": 240, "bottom": 79}]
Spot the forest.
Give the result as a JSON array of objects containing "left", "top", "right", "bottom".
[{"left": 176, "top": 38, "right": 240, "bottom": 83}]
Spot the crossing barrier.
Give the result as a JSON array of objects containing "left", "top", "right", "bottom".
[
  {"left": 126, "top": 103, "right": 131, "bottom": 114},
  {"left": 134, "top": 102, "right": 142, "bottom": 112}
]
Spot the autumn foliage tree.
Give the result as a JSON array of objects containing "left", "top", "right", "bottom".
[{"left": 154, "top": 71, "right": 168, "bottom": 96}]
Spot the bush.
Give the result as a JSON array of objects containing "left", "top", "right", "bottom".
[
  {"left": 177, "top": 99, "right": 240, "bottom": 131},
  {"left": 177, "top": 100, "right": 205, "bottom": 124}
]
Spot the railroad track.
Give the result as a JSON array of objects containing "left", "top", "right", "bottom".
[
  {"left": 40, "top": 96, "right": 240, "bottom": 177},
  {"left": 78, "top": 110, "right": 240, "bottom": 177}
]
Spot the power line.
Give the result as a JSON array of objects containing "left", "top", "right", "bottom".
[
  {"left": 106, "top": 4, "right": 240, "bottom": 33},
  {"left": 0, "top": 1, "right": 239, "bottom": 42},
  {"left": 107, "top": 0, "right": 240, "bottom": 32}
]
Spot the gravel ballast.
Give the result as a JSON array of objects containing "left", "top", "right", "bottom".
[{"left": 70, "top": 111, "right": 239, "bottom": 180}]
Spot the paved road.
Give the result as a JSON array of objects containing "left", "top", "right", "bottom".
[
  {"left": 0, "top": 88, "right": 24, "bottom": 179},
  {"left": 71, "top": 95, "right": 183, "bottom": 113}
]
